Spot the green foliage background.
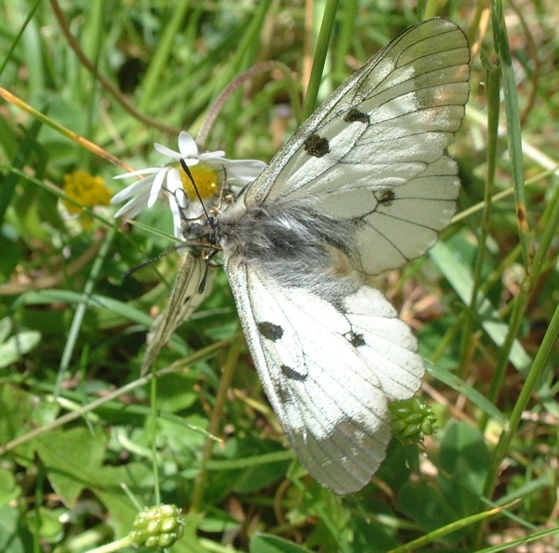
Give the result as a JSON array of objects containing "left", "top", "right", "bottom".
[{"left": 1, "top": 0, "right": 558, "bottom": 552}]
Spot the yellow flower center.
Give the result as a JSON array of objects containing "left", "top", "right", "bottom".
[{"left": 179, "top": 163, "right": 220, "bottom": 200}]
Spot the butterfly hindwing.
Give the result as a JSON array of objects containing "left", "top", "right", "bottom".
[
  {"left": 226, "top": 257, "right": 424, "bottom": 494},
  {"left": 349, "top": 154, "right": 461, "bottom": 274}
]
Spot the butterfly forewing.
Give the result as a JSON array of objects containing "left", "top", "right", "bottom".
[{"left": 246, "top": 18, "right": 469, "bottom": 209}]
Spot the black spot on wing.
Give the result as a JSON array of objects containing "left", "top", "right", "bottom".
[
  {"left": 281, "top": 365, "right": 306, "bottom": 381},
  {"left": 304, "top": 133, "right": 330, "bottom": 157},
  {"left": 344, "top": 107, "right": 369, "bottom": 124},
  {"left": 258, "top": 321, "right": 283, "bottom": 341},
  {"left": 376, "top": 189, "right": 396, "bottom": 206},
  {"left": 345, "top": 331, "right": 366, "bottom": 347}
]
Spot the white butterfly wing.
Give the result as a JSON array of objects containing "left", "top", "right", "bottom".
[
  {"left": 347, "top": 154, "right": 461, "bottom": 274},
  {"left": 244, "top": 18, "right": 469, "bottom": 275},
  {"left": 142, "top": 253, "right": 216, "bottom": 374},
  {"left": 226, "top": 258, "right": 424, "bottom": 494}
]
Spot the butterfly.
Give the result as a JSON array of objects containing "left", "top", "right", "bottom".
[{"left": 174, "top": 18, "right": 470, "bottom": 495}]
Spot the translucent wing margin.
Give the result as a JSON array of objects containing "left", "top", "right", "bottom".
[{"left": 226, "top": 258, "right": 424, "bottom": 495}]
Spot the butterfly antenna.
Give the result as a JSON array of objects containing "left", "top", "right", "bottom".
[
  {"left": 179, "top": 158, "right": 221, "bottom": 246},
  {"left": 122, "top": 242, "right": 186, "bottom": 278},
  {"left": 178, "top": 158, "right": 223, "bottom": 296},
  {"left": 180, "top": 159, "right": 211, "bottom": 221}
]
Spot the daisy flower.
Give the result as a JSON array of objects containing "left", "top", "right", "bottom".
[{"left": 112, "top": 131, "right": 266, "bottom": 237}]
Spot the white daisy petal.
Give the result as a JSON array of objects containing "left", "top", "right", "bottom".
[
  {"left": 113, "top": 201, "right": 135, "bottom": 219},
  {"left": 154, "top": 143, "right": 183, "bottom": 160},
  {"left": 180, "top": 157, "right": 200, "bottom": 168},
  {"left": 167, "top": 167, "right": 183, "bottom": 191},
  {"left": 113, "top": 191, "right": 150, "bottom": 218},
  {"left": 111, "top": 174, "right": 158, "bottom": 204},
  {"left": 165, "top": 169, "right": 186, "bottom": 210},
  {"left": 167, "top": 196, "right": 183, "bottom": 238},
  {"left": 223, "top": 159, "right": 266, "bottom": 183},
  {"left": 148, "top": 168, "right": 168, "bottom": 207},
  {"left": 114, "top": 167, "right": 161, "bottom": 179},
  {"left": 178, "top": 131, "right": 199, "bottom": 158},
  {"left": 200, "top": 151, "right": 226, "bottom": 161}
]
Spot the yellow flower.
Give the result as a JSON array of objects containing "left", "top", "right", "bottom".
[{"left": 63, "top": 170, "right": 113, "bottom": 229}]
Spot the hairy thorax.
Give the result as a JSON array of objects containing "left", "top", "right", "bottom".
[{"left": 212, "top": 198, "right": 361, "bottom": 295}]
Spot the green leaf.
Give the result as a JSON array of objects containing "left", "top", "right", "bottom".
[
  {"left": 0, "top": 385, "right": 59, "bottom": 462},
  {"left": 33, "top": 426, "right": 154, "bottom": 537},
  {"left": 0, "top": 467, "right": 21, "bottom": 504},
  {"left": 250, "top": 533, "right": 313, "bottom": 553},
  {"left": 438, "top": 422, "right": 490, "bottom": 518},
  {"left": 0, "top": 504, "right": 26, "bottom": 553},
  {"left": 398, "top": 481, "right": 459, "bottom": 536},
  {"left": 430, "top": 241, "right": 532, "bottom": 374},
  {"left": 25, "top": 506, "right": 65, "bottom": 543},
  {"left": 33, "top": 427, "right": 108, "bottom": 505},
  {"left": 0, "top": 327, "right": 41, "bottom": 368}
]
